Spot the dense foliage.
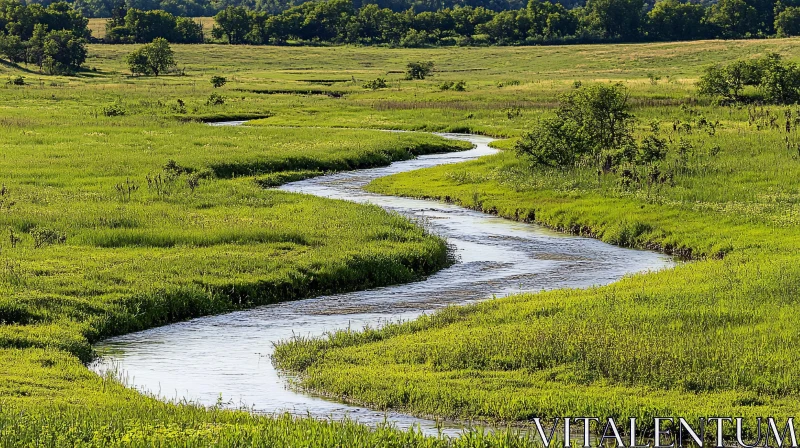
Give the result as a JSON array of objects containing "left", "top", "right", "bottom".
[
  {"left": 15, "top": 0, "right": 800, "bottom": 48},
  {"left": 0, "top": 0, "right": 88, "bottom": 73},
  {"left": 104, "top": 6, "right": 203, "bottom": 42},
  {"left": 69, "top": 0, "right": 528, "bottom": 19},
  {"left": 516, "top": 84, "right": 637, "bottom": 168},
  {"left": 201, "top": 0, "right": 800, "bottom": 46},
  {"left": 126, "top": 37, "right": 176, "bottom": 74},
  {"left": 699, "top": 52, "right": 800, "bottom": 104}
]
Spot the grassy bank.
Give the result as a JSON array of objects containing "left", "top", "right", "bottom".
[
  {"left": 270, "top": 47, "right": 800, "bottom": 437},
  {"left": 0, "top": 44, "right": 487, "bottom": 445}
]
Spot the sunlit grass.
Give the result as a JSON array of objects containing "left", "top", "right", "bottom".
[{"left": 5, "top": 39, "right": 800, "bottom": 444}]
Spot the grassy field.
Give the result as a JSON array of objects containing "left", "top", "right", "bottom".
[
  {"left": 264, "top": 41, "right": 800, "bottom": 438},
  {"left": 3, "top": 40, "right": 800, "bottom": 444}
]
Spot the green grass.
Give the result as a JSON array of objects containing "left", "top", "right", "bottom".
[
  {"left": 5, "top": 39, "right": 800, "bottom": 445},
  {"left": 267, "top": 44, "right": 800, "bottom": 438}
]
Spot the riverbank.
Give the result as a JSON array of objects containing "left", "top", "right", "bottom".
[
  {"left": 272, "top": 113, "right": 800, "bottom": 436},
  {"left": 92, "top": 133, "right": 669, "bottom": 437}
]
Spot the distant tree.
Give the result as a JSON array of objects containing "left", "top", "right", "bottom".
[
  {"left": 775, "top": 6, "right": 800, "bottom": 37},
  {"left": 22, "top": 24, "right": 86, "bottom": 74},
  {"left": 475, "top": 10, "right": 522, "bottom": 43},
  {"left": 399, "top": 29, "right": 431, "bottom": 47},
  {"left": 0, "top": 35, "right": 26, "bottom": 63},
  {"left": 126, "top": 37, "right": 175, "bottom": 75},
  {"left": 39, "top": 28, "right": 87, "bottom": 74},
  {"left": 705, "top": 0, "right": 759, "bottom": 38},
  {"left": 106, "top": 9, "right": 202, "bottom": 43},
  {"left": 405, "top": 60, "right": 434, "bottom": 79},
  {"left": 645, "top": 0, "right": 708, "bottom": 41},
  {"left": 582, "top": 0, "right": 645, "bottom": 40},
  {"left": 697, "top": 54, "right": 800, "bottom": 104},
  {"left": 175, "top": 17, "right": 204, "bottom": 42},
  {"left": 212, "top": 6, "right": 252, "bottom": 44},
  {"left": 210, "top": 75, "right": 227, "bottom": 87}
]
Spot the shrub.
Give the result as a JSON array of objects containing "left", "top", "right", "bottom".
[
  {"left": 362, "top": 78, "right": 387, "bottom": 90},
  {"left": 637, "top": 134, "right": 669, "bottom": 164},
  {"left": 210, "top": 76, "right": 227, "bottom": 88},
  {"left": 515, "top": 116, "right": 589, "bottom": 167},
  {"left": 206, "top": 93, "right": 225, "bottom": 106},
  {"left": 102, "top": 103, "right": 126, "bottom": 116},
  {"left": 7, "top": 76, "right": 24, "bottom": 86},
  {"left": 759, "top": 53, "right": 800, "bottom": 104},
  {"left": 516, "top": 83, "right": 635, "bottom": 168},
  {"left": 30, "top": 227, "right": 67, "bottom": 248},
  {"left": 405, "top": 61, "right": 434, "bottom": 80},
  {"left": 439, "top": 80, "right": 465, "bottom": 91}
]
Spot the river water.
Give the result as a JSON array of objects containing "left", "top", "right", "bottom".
[{"left": 91, "top": 132, "right": 674, "bottom": 436}]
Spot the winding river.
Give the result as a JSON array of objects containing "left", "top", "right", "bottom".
[{"left": 91, "top": 130, "right": 674, "bottom": 436}]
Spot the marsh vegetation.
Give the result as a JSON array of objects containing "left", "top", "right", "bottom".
[{"left": 3, "top": 39, "right": 800, "bottom": 445}]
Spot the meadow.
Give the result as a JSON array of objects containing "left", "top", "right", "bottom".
[
  {"left": 3, "top": 39, "right": 800, "bottom": 444},
  {"left": 267, "top": 40, "right": 800, "bottom": 439}
]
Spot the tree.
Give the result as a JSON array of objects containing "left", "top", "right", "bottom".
[
  {"left": 405, "top": 60, "right": 434, "bottom": 79},
  {"left": 645, "top": 0, "right": 708, "bottom": 41},
  {"left": 0, "top": 35, "right": 26, "bottom": 63},
  {"left": 697, "top": 54, "right": 800, "bottom": 104},
  {"left": 697, "top": 61, "right": 757, "bottom": 101},
  {"left": 210, "top": 75, "right": 227, "bottom": 87},
  {"left": 775, "top": 6, "right": 800, "bottom": 37},
  {"left": 705, "top": 0, "right": 759, "bottom": 38},
  {"left": 126, "top": 37, "right": 175, "bottom": 75},
  {"left": 582, "top": 0, "right": 646, "bottom": 40},
  {"left": 212, "top": 6, "right": 252, "bottom": 44},
  {"left": 174, "top": 16, "right": 204, "bottom": 42},
  {"left": 40, "top": 28, "right": 87, "bottom": 74}
]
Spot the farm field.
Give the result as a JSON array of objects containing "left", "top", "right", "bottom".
[{"left": 3, "top": 39, "right": 800, "bottom": 444}]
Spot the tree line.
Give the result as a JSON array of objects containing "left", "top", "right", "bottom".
[
  {"left": 208, "top": 0, "right": 800, "bottom": 47},
  {"left": 65, "top": 0, "right": 530, "bottom": 20},
  {"left": 0, "top": 0, "right": 89, "bottom": 73},
  {"left": 104, "top": 5, "right": 204, "bottom": 42}
]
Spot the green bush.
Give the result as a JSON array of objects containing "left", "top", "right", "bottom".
[
  {"left": 362, "top": 77, "right": 388, "bottom": 90},
  {"left": 405, "top": 61, "right": 434, "bottom": 80},
  {"left": 516, "top": 83, "right": 634, "bottom": 167},
  {"left": 698, "top": 53, "right": 800, "bottom": 104},
  {"left": 126, "top": 38, "right": 175, "bottom": 76},
  {"left": 210, "top": 75, "right": 227, "bottom": 88}
]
